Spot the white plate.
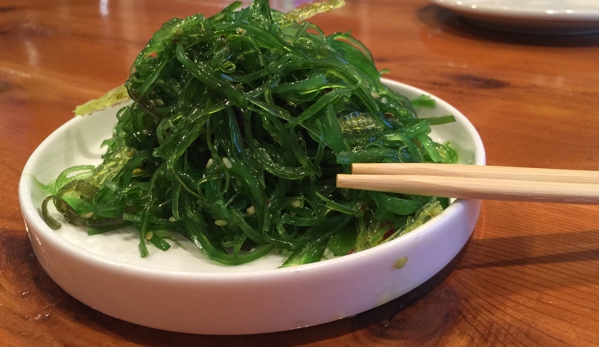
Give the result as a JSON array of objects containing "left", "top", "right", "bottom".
[
  {"left": 19, "top": 79, "right": 485, "bottom": 335},
  {"left": 430, "top": 0, "right": 599, "bottom": 34}
]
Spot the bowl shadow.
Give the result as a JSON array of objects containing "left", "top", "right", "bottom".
[{"left": 25, "top": 240, "right": 466, "bottom": 346}]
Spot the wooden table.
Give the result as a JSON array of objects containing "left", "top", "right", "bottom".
[{"left": 2, "top": 0, "right": 599, "bottom": 345}]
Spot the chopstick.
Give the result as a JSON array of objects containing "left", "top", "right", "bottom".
[{"left": 336, "top": 163, "right": 599, "bottom": 204}]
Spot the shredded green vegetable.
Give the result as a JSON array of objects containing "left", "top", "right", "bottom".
[
  {"left": 41, "top": 0, "right": 458, "bottom": 266},
  {"left": 74, "top": 85, "right": 129, "bottom": 116}
]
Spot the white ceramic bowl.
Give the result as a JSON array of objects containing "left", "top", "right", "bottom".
[{"left": 19, "top": 79, "right": 485, "bottom": 335}]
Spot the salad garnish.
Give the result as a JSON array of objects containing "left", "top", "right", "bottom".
[{"left": 40, "top": 0, "right": 457, "bottom": 266}]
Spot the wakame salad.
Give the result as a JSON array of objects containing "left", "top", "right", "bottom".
[{"left": 39, "top": 0, "right": 458, "bottom": 267}]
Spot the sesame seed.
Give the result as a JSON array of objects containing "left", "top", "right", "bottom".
[
  {"left": 214, "top": 219, "right": 228, "bottom": 226},
  {"left": 222, "top": 157, "right": 232, "bottom": 169}
]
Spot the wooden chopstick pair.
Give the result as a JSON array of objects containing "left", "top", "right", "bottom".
[{"left": 336, "top": 163, "right": 599, "bottom": 204}]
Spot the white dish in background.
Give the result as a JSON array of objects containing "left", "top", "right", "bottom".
[
  {"left": 19, "top": 79, "right": 485, "bottom": 335},
  {"left": 430, "top": 0, "right": 599, "bottom": 34}
]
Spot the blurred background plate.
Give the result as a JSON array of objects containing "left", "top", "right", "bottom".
[{"left": 430, "top": 0, "right": 599, "bottom": 34}]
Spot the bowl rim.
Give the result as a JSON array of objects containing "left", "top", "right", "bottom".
[{"left": 18, "top": 78, "right": 486, "bottom": 281}]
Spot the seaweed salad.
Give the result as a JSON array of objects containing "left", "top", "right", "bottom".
[{"left": 40, "top": 0, "right": 458, "bottom": 267}]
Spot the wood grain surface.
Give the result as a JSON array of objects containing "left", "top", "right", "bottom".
[{"left": 2, "top": 0, "right": 599, "bottom": 345}]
